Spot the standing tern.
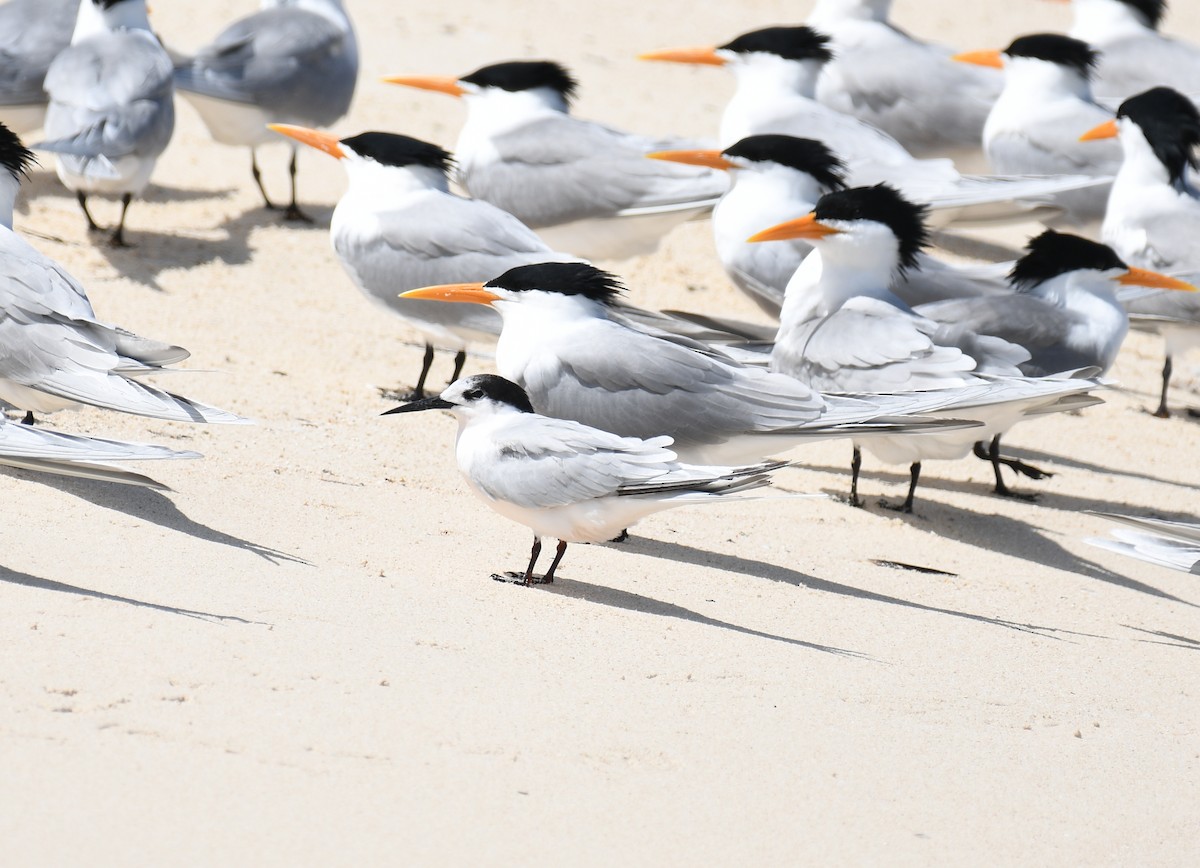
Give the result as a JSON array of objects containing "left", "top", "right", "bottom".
[
  {"left": 383, "top": 60, "right": 728, "bottom": 260},
  {"left": 805, "top": 0, "right": 1000, "bottom": 158},
  {"left": 1082, "top": 86, "right": 1200, "bottom": 415},
  {"left": 36, "top": 0, "right": 173, "bottom": 246},
  {"left": 399, "top": 261, "right": 984, "bottom": 467},
  {"left": 649, "top": 134, "right": 1012, "bottom": 318},
  {"left": 1060, "top": 0, "right": 1200, "bottom": 105},
  {"left": 1087, "top": 512, "right": 1200, "bottom": 574},
  {"left": 174, "top": 0, "right": 357, "bottom": 222},
  {"left": 956, "top": 34, "right": 1121, "bottom": 228},
  {"left": 751, "top": 185, "right": 1109, "bottom": 508},
  {"left": 385, "top": 374, "right": 787, "bottom": 586},
  {"left": 266, "top": 125, "right": 569, "bottom": 399},
  {"left": 0, "top": 122, "right": 245, "bottom": 424},
  {"left": 0, "top": 0, "right": 78, "bottom": 136},
  {"left": 641, "top": 25, "right": 1106, "bottom": 227}
]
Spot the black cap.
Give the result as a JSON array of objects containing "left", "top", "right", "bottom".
[
  {"left": 1009, "top": 230, "right": 1127, "bottom": 290},
  {"left": 0, "top": 122, "right": 36, "bottom": 182},
  {"left": 723, "top": 135, "right": 846, "bottom": 190},
  {"left": 486, "top": 262, "right": 625, "bottom": 305},
  {"left": 812, "top": 184, "right": 928, "bottom": 272},
  {"left": 718, "top": 27, "right": 834, "bottom": 64},
  {"left": 1004, "top": 34, "right": 1098, "bottom": 78},
  {"left": 340, "top": 132, "right": 453, "bottom": 173},
  {"left": 1117, "top": 86, "right": 1200, "bottom": 184},
  {"left": 460, "top": 61, "right": 579, "bottom": 102}
]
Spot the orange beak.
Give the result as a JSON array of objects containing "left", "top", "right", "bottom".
[
  {"left": 381, "top": 75, "right": 466, "bottom": 97},
  {"left": 638, "top": 46, "right": 726, "bottom": 66},
  {"left": 400, "top": 283, "right": 503, "bottom": 304},
  {"left": 1080, "top": 119, "right": 1119, "bottom": 142},
  {"left": 952, "top": 49, "right": 1004, "bottom": 69},
  {"left": 646, "top": 149, "right": 735, "bottom": 170},
  {"left": 1117, "top": 268, "right": 1197, "bottom": 292},
  {"left": 747, "top": 213, "right": 843, "bottom": 243},
  {"left": 268, "top": 124, "right": 344, "bottom": 158}
]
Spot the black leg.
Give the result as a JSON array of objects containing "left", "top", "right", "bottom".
[
  {"left": 449, "top": 349, "right": 467, "bottom": 384},
  {"left": 76, "top": 192, "right": 100, "bottom": 231},
  {"left": 1154, "top": 355, "right": 1172, "bottom": 418},
  {"left": 989, "top": 435, "right": 1038, "bottom": 501},
  {"left": 848, "top": 445, "right": 864, "bottom": 508},
  {"left": 609, "top": 529, "right": 630, "bottom": 543},
  {"left": 975, "top": 433, "right": 1052, "bottom": 481},
  {"left": 406, "top": 343, "right": 436, "bottom": 401},
  {"left": 251, "top": 149, "right": 278, "bottom": 210},
  {"left": 283, "top": 148, "right": 312, "bottom": 223},
  {"left": 881, "top": 462, "right": 920, "bottom": 513},
  {"left": 108, "top": 193, "right": 132, "bottom": 247},
  {"left": 20, "top": 411, "right": 35, "bottom": 426},
  {"left": 493, "top": 535, "right": 549, "bottom": 585},
  {"left": 540, "top": 540, "right": 568, "bottom": 585}
]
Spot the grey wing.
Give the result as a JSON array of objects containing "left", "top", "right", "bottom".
[
  {"left": 0, "top": 233, "right": 96, "bottom": 319},
  {"left": 1123, "top": 286, "right": 1200, "bottom": 325},
  {"left": 0, "top": 0, "right": 77, "bottom": 105},
  {"left": 463, "top": 115, "right": 727, "bottom": 227},
  {"left": 176, "top": 8, "right": 356, "bottom": 123},
  {"left": 521, "top": 319, "right": 828, "bottom": 444},
  {"left": 917, "top": 295, "right": 1075, "bottom": 375},
  {"left": 41, "top": 32, "right": 174, "bottom": 159},
  {"left": 1117, "top": 200, "right": 1200, "bottom": 271},
  {"left": 771, "top": 297, "right": 981, "bottom": 392},
  {"left": 1094, "top": 37, "right": 1200, "bottom": 103},
  {"left": 467, "top": 417, "right": 675, "bottom": 508}
]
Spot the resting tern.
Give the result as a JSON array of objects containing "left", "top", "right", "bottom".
[
  {"left": 383, "top": 60, "right": 728, "bottom": 260},
  {"left": 386, "top": 374, "right": 786, "bottom": 586},
  {"left": 650, "top": 134, "right": 1011, "bottom": 318},
  {"left": 0, "top": 415, "right": 199, "bottom": 490},
  {"left": 641, "top": 25, "right": 1105, "bottom": 227},
  {"left": 1087, "top": 512, "right": 1200, "bottom": 574},
  {"left": 174, "top": 0, "right": 357, "bottom": 222},
  {"left": 956, "top": 34, "right": 1121, "bottom": 228},
  {"left": 0, "top": 122, "right": 245, "bottom": 424},
  {"left": 36, "top": 0, "right": 173, "bottom": 246},
  {"left": 1082, "top": 86, "right": 1200, "bottom": 415},
  {"left": 0, "top": 0, "right": 78, "bottom": 136},
  {"left": 805, "top": 0, "right": 1000, "bottom": 158},
  {"left": 1060, "top": 0, "right": 1200, "bottom": 105},
  {"left": 267, "top": 125, "right": 566, "bottom": 399},
  {"left": 400, "top": 261, "right": 985, "bottom": 466},
  {"left": 751, "top": 185, "right": 1108, "bottom": 508}
]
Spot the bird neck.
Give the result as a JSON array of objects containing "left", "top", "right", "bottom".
[
  {"left": 343, "top": 160, "right": 448, "bottom": 205},
  {"left": 1118, "top": 122, "right": 1177, "bottom": 189},
  {"left": 779, "top": 239, "right": 903, "bottom": 325},
  {"left": 0, "top": 173, "right": 17, "bottom": 231},
  {"left": 732, "top": 55, "right": 822, "bottom": 101},
  {"left": 1000, "top": 57, "right": 1096, "bottom": 104},
  {"left": 1070, "top": 0, "right": 1157, "bottom": 44}
]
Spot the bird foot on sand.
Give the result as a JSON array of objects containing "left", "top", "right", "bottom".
[
  {"left": 283, "top": 205, "right": 314, "bottom": 223},
  {"left": 992, "top": 486, "right": 1039, "bottom": 502},
  {"left": 491, "top": 571, "right": 554, "bottom": 586},
  {"left": 377, "top": 386, "right": 425, "bottom": 403}
]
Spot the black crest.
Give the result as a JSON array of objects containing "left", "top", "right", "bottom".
[
  {"left": 1004, "top": 34, "right": 1098, "bottom": 78},
  {"left": 1117, "top": 86, "right": 1200, "bottom": 184},
  {"left": 460, "top": 61, "right": 579, "bottom": 102},
  {"left": 1010, "top": 230, "right": 1127, "bottom": 290},
  {"left": 486, "top": 262, "right": 625, "bottom": 304},
  {"left": 719, "top": 27, "right": 834, "bottom": 64},
  {"left": 723, "top": 135, "right": 846, "bottom": 190},
  {"left": 812, "top": 185, "right": 928, "bottom": 272},
  {"left": 457, "top": 375, "right": 535, "bottom": 413},
  {"left": 93, "top": 0, "right": 126, "bottom": 8},
  {"left": 1115, "top": 0, "right": 1167, "bottom": 29},
  {"left": 340, "top": 132, "right": 453, "bottom": 173},
  {"left": 0, "top": 122, "right": 36, "bottom": 181}
]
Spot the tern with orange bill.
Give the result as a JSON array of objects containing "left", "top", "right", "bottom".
[
  {"left": 1081, "top": 86, "right": 1200, "bottom": 416},
  {"left": 382, "top": 60, "right": 727, "bottom": 260},
  {"left": 174, "top": 0, "right": 357, "bottom": 222},
  {"left": 385, "top": 374, "right": 790, "bottom": 587},
  {"left": 641, "top": 25, "right": 1107, "bottom": 227}
]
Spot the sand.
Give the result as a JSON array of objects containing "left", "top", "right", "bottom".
[{"left": 2, "top": 0, "right": 1199, "bottom": 864}]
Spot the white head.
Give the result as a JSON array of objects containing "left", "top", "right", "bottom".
[{"left": 383, "top": 374, "right": 536, "bottom": 428}]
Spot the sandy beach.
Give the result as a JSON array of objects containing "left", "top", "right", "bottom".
[{"left": 3, "top": 0, "right": 1199, "bottom": 863}]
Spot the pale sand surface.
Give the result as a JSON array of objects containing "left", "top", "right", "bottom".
[{"left": 3, "top": 0, "right": 1199, "bottom": 864}]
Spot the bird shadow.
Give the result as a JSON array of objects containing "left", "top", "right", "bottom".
[
  {"left": 996, "top": 443, "right": 1200, "bottom": 490},
  {"left": 1123, "top": 625, "right": 1200, "bottom": 651},
  {"left": 11, "top": 469, "right": 309, "bottom": 566},
  {"left": 542, "top": 574, "right": 870, "bottom": 658},
  {"left": 610, "top": 535, "right": 1095, "bottom": 641},
  {"left": 0, "top": 563, "right": 261, "bottom": 624},
  {"left": 215, "top": 201, "right": 335, "bottom": 251}
]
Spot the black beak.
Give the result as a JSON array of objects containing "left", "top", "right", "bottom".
[{"left": 379, "top": 396, "right": 453, "bottom": 417}]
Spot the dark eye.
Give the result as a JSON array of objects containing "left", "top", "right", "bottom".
[{"left": 463, "top": 388, "right": 484, "bottom": 400}]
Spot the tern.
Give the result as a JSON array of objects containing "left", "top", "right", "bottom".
[
  {"left": 174, "top": 0, "right": 357, "bottom": 222},
  {"left": 383, "top": 60, "right": 728, "bottom": 260},
  {"left": 0, "top": 0, "right": 78, "bottom": 136},
  {"left": 805, "top": 0, "right": 1000, "bottom": 158},
  {"left": 36, "top": 0, "right": 173, "bottom": 246},
  {"left": 1087, "top": 512, "right": 1200, "bottom": 574},
  {"left": 1060, "top": 0, "right": 1200, "bottom": 106},
  {"left": 385, "top": 374, "right": 788, "bottom": 586},
  {"left": 649, "top": 135, "right": 1011, "bottom": 318},
  {"left": 641, "top": 25, "right": 1106, "bottom": 227},
  {"left": 0, "top": 415, "right": 199, "bottom": 489},
  {"left": 399, "top": 261, "right": 985, "bottom": 467},
  {"left": 1082, "top": 86, "right": 1200, "bottom": 416},
  {"left": 751, "top": 185, "right": 1109, "bottom": 508},
  {"left": 0, "top": 122, "right": 245, "bottom": 424},
  {"left": 955, "top": 34, "right": 1121, "bottom": 228}
]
